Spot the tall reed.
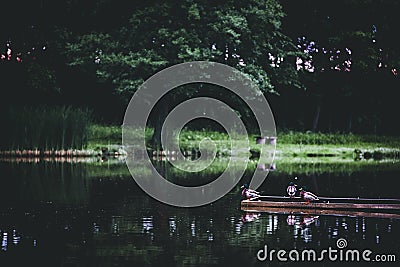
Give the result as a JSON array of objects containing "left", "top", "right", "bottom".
[{"left": 1, "top": 106, "right": 92, "bottom": 150}]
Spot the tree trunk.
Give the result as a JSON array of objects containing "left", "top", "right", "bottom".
[{"left": 151, "top": 95, "right": 170, "bottom": 150}]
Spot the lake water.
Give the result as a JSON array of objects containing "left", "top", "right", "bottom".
[{"left": 0, "top": 158, "right": 399, "bottom": 266}]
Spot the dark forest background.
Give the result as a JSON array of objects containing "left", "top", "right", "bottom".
[{"left": 1, "top": 0, "right": 399, "bottom": 140}]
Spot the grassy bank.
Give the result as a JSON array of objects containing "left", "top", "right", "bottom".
[
  {"left": 87, "top": 125, "right": 400, "bottom": 159},
  {"left": 2, "top": 119, "right": 398, "bottom": 159}
]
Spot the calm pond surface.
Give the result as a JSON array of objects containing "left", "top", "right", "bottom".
[{"left": 0, "top": 158, "right": 399, "bottom": 266}]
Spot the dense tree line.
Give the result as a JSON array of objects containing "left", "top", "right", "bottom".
[
  {"left": 1, "top": 0, "right": 399, "bottom": 139},
  {"left": 279, "top": 0, "right": 400, "bottom": 134}
]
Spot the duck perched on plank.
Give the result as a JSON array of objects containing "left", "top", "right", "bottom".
[
  {"left": 299, "top": 186, "right": 319, "bottom": 203},
  {"left": 241, "top": 184, "right": 260, "bottom": 200}
]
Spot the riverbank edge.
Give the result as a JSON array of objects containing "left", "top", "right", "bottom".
[
  {"left": 1, "top": 126, "right": 400, "bottom": 160},
  {"left": 1, "top": 142, "right": 399, "bottom": 162}
]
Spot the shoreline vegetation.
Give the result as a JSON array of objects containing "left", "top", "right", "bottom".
[
  {"left": 1, "top": 124, "right": 399, "bottom": 162},
  {"left": 88, "top": 125, "right": 400, "bottom": 160}
]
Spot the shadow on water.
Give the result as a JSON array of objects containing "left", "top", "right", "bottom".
[
  {"left": 0, "top": 158, "right": 399, "bottom": 266},
  {"left": 0, "top": 161, "right": 90, "bottom": 207}
]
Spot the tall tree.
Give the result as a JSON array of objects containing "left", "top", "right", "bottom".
[{"left": 64, "top": 0, "right": 302, "bottom": 146}]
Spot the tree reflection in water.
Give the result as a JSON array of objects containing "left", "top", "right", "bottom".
[{"left": 0, "top": 160, "right": 399, "bottom": 266}]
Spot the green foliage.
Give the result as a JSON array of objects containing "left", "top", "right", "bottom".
[
  {"left": 89, "top": 125, "right": 122, "bottom": 145},
  {"left": 88, "top": 124, "right": 153, "bottom": 147},
  {"left": 178, "top": 129, "right": 230, "bottom": 142},
  {"left": 175, "top": 128, "right": 400, "bottom": 147},
  {"left": 87, "top": 124, "right": 400, "bottom": 148},
  {"left": 3, "top": 0, "right": 400, "bottom": 138},
  {"left": 274, "top": 159, "right": 400, "bottom": 176},
  {"left": 63, "top": 0, "right": 301, "bottom": 100},
  {"left": 277, "top": 131, "right": 400, "bottom": 146},
  {"left": 2, "top": 106, "right": 92, "bottom": 150}
]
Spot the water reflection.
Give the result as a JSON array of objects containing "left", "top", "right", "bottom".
[
  {"left": 0, "top": 228, "right": 36, "bottom": 252},
  {"left": 286, "top": 214, "right": 319, "bottom": 227},
  {"left": 1, "top": 199, "right": 399, "bottom": 266},
  {"left": 0, "top": 160, "right": 399, "bottom": 266},
  {"left": 241, "top": 212, "right": 260, "bottom": 223},
  {"left": 0, "top": 229, "right": 26, "bottom": 251},
  {"left": 85, "top": 207, "right": 399, "bottom": 263}
]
